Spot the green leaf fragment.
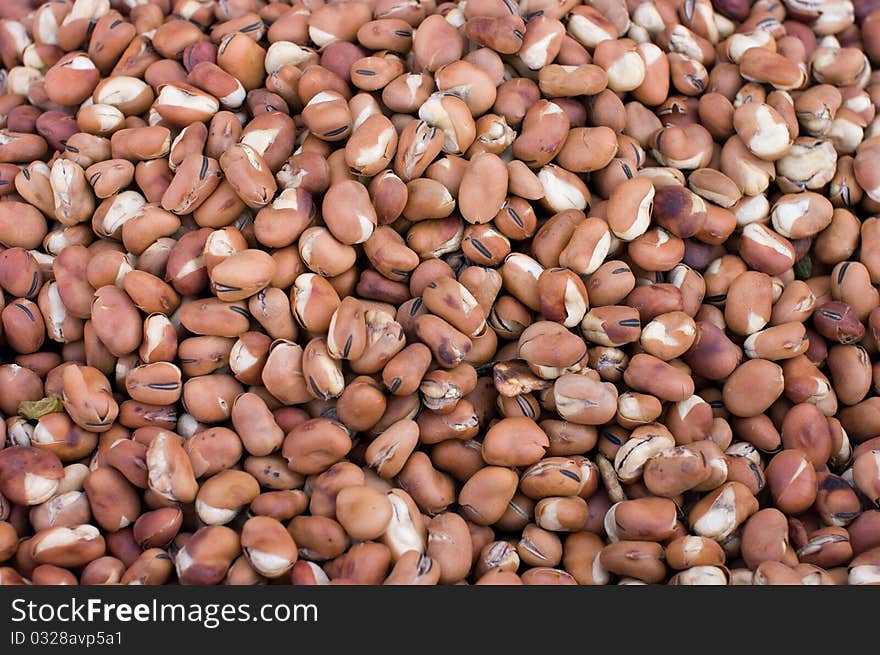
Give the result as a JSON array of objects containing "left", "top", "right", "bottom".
[{"left": 18, "top": 395, "right": 65, "bottom": 419}]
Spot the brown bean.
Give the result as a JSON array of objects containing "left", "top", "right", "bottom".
[
  {"left": 282, "top": 419, "right": 352, "bottom": 476},
  {"left": 459, "top": 467, "right": 518, "bottom": 526}
]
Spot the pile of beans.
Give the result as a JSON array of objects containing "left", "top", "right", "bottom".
[{"left": 0, "top": 0, "right": 879, "bottom": 587}]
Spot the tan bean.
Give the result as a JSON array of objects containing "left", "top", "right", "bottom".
[
  {"left": 722, "top": 359, "right": 785, "bottom": 417},
  {"left": 83, "top": 467, "right": 141, "bottom": 533},
  {"left": 335, "top": 485, "right": 393, "bottom": 541},
  {"left": 175, "top": 525, "right": 241, "bottom": 585},
  {"left": 146, "top": 431, "right": 198, "bottom": 504},
  {"left": 600, "top": 540, "right": 665, "bottom": 583},
  {"left": 182, "top": 374, "right": 243, "bottom": 424},
  {"left": 459, "top": 466, "right": 518, "bottom": 526},
  {"left": 240, "top": 516, "right": 297, "bottom": 579},
  {"left": 766, "top": 449, "right": 818, "bottom": 515},
  {"left": 132, "top": 508, "right": 182, "bottom": 550},
  {"left": 62, "top": 365, "right": 118, "bottom": 433},
  {"left": 0, "top": 446, "right": 63, "bottom": 507},
  {"left": 30, "top": 525, "right": 106, "bottom": 569},
  {"left": 282, "top": 418, "right": 351, "bottom": 476}
]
